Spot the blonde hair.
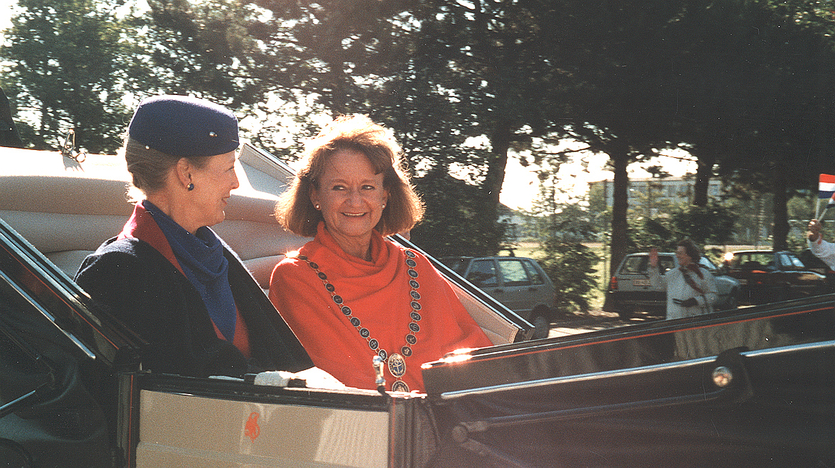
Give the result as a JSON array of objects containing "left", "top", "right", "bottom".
[{"left": 276, "top": 115, "right": 424, "bottom": 237}]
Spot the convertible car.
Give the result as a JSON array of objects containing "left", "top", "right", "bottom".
[{"left": 1, "top": 143, "right": 834, "bottom": 467}]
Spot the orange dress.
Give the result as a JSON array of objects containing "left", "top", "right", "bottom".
[{"left": 270, "top": 222, "right": 492, "bottom": 392}]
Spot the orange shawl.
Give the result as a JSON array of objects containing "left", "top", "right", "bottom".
[{"left": 270, "top": 223, "right": 491, "bottom": 392}]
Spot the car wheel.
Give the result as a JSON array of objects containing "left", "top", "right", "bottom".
[{"left": 531, "top": 308, "right": 551, "bottom": 339}]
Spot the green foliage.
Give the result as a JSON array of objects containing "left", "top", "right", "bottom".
[
  {"left": 2, "top": 0, "right": 133, "bottom": 152},
  {"left": 523, "top": 150, "right": 600, "bottom": 313},
  {"left": 409, "top": 169, "right": 506, "bottom": 257},
  {"left": 4, "top": 0, "right": 835, "bottom": 265},
  {"left": 536, "top": 237, "right": 598, "bottom": 314},
  {"left": 140, "top": 0, "right": 262, "bottom": 103},
  {"left": 631, "top": 202, "right": 737, "bottom": 252},
  {"left": 669, "top": 203, "right": 737, "bottom": 246},
  {"left": 632, "top": 218, "right": 676, "bottom": 252}
]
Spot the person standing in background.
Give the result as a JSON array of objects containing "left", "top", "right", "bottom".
[{"left": 648, "top": 239, "right": 718, "bottom": 319}]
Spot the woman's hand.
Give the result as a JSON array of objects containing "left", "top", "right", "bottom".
[
  {"left": 295, "top": 367, "right": 346, "bottom": 389},
  {"left": 253, "top": 367, "right": 345, "bottom": 389},
  {"left": 808, "top": 219, "right": 822, "bottom": 242}
]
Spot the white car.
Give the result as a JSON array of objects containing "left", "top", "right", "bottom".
[{"left": 603, "top": 252, "right": 740, "bottom": 319}]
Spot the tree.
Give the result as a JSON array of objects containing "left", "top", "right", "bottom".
[
  {"left": 404, "top": 0, "right": 576, "bottom": 254},
  {"left": 669, "top": 203, "right": 737, "bottom": 247},
  {"left": 1, "top": 0, "right": 134, "bottom": 152},
  {"left": 668, "top": 0, "right": 835, "bottom": 249},
  {"left": 537, "top": 237, "right": 598, "bottom": 315},
  {"left": 631, "top": 202, "right": 736, "bottom": 256},
  {"left": 534, "top": 0, "right": 689, "bottom": 275},
  {"left": 526, "top": 161, "right": 599, "bottom": 313},
  {"left": 242, "top": 0, "right": 415, "bottom": 118},
  {"left": 139, "top": 0, "right": 263, "bottom": 105}
]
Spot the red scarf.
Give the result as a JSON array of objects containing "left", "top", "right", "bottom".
[{"left": 269, "top": 222, "right": 491, "bottom": 392}]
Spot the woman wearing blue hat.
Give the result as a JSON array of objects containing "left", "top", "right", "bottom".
[{"left": 75, "top": 95, "right": 315, "bottom": 379}]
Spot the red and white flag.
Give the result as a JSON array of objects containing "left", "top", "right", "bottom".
[
  {"left": 818, "top": 174, "right": 835, "bottom": 218},
  {"left": 820, "top": 174, "right": 835, "bottom": 199}
]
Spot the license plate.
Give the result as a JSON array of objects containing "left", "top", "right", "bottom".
[{"left": 633, "top": 279, "right": 650, "bottom": 287}]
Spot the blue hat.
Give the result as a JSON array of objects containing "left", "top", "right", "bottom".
[{"left": 128, "top": 95, "right": 239, "bottom": 157}]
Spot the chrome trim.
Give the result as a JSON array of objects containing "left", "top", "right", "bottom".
[
  {"left": 742, "top": 339, "right": 835, "bottom": 358},
  {"left": 440, "top": 339, "right": 835, "bottom": 400},
  {"left": 0, "top": 221, "right": 99, "bottom": 325},
  {"left": 439, "top": 356, "right": 715, "bottom": 400},
  {"left": 0, "top": 268, "right": 96, "bottom": 360}
]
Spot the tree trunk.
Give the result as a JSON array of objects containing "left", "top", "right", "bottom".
[
  {"left": 772, "top": 159, "right": 789, "bottom": 251},
  {"left": 693, "top": 152, "right": 716, "bottom": 207},
  {"left": 610, "top": 149, "right": 630, "bottom": 275},
  {"left": 486, "top": 124, "right": 511, "bottom": 207}
]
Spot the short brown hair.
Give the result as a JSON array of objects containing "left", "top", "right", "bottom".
[
  {"left": 677, "top": 238, "right": 701, "bottom": 262},
  {"left": 275, "top": 115, "right": 424, "bottom": 237}
]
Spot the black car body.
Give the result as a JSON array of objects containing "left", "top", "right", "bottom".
[
  {"left": 2, "top": 146, "right": 835, "bottom": 467},
  {"left": 724, "top": 250, "right": 827, "bottom": 304}
]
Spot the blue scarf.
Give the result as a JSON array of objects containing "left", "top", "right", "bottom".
[{"left": 143, "top": 201, "right": 237, "bottom": 341}]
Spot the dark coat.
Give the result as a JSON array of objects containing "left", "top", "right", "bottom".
[{"left": 75, "top": 237, "right": 312, "bottom": 378}]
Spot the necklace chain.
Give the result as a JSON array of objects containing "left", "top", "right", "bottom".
[{"left": 295, "top": 249, "right": 422, "bottom": 392}]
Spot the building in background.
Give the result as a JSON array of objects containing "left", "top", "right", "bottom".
[{"left": 589, "top": 176, "right": 722, "bottom": 216}]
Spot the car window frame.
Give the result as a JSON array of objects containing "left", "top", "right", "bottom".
[
  {"left": 496, "top": 258, "right": 532, "bottom": 287},
  {"left": 466, "top": 258, "right": 499, "bottom": 287}
]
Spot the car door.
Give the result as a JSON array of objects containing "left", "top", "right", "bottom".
[
  {"left": 494, "top": 258, "right": 537, "bottom": 314},
  {"left": 520, "top": 258, "right": 553, "bottom": 307}
]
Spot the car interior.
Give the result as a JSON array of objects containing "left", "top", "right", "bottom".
[{"left": 0, "top": 145, "right": 525, "bottom": 346}]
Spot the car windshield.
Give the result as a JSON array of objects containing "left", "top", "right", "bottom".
[
  {"left": 731, "top": 252, "right": 774, "bottom": 269},
  {"left": 786, "top": 254, "right": 805, "bottom": 269},
  {"left": 620, "top": 255, "right": 675, "bottom": 274}
]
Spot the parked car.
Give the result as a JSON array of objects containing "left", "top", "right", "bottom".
[
  {"left": 723, "top": 250, "right": 828, "bottom": 304},
  {"left": 3, "top": 144, "right": 835, "bottom": 467},
  {"left": 439, "top": 256, "right": 557, "bottom": 339},
  {"left": 603, "top": 252, "right": 740, "bottom": 319}
]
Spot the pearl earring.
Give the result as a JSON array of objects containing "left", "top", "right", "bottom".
[{"left": 314, "top": 204, "right": 320, "bottom": 210}]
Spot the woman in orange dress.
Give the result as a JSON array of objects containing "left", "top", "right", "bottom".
[{"left": 270, "top": 115, "right": 492, "bottom": 392}]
